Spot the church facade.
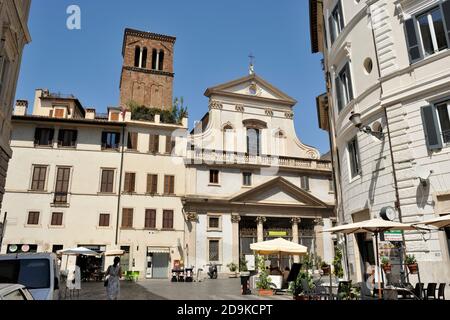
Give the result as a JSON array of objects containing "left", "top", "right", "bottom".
[{"left": 184, "top": 72, "right": 336, "bottom": 273}]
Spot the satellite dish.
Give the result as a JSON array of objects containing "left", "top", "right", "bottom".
[{"left": 414, "top": 165, "right": 432, "bottom": 186}]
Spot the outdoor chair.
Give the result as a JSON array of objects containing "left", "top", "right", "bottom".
[
  {"left": 424, "top": 283, "right": 437, "bottom": 300},
  {"left": 437, "top": 283, "right": 446, "bottom": 300},
  {"left": 398, "top": 283, "right": 418, "bottom": 300},
  {"left": 414, "top": 283, "right": 424, "bottom": 300}
]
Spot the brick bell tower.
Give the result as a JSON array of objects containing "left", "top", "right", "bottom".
[{"left": 119, "top": 28, "right": 176, "bottom": 111}]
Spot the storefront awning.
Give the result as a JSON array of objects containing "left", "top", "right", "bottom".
[{"left": 147, "top": 247, "right": 170, "bottom": 254}]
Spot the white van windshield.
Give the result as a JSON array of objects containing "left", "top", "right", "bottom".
[{"left": 0, "top": 259, "right": 50, "bottom": 289}]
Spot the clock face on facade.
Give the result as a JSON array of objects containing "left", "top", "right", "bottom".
[{"left": 380, "top": 206, "right": 397, "bottom": 221}]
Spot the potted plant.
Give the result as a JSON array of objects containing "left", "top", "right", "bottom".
[
  {"left": 239, "top": 257, "right": 250, "bottom": 277},
  {"left": 321, "top": 261, "right": 331, "bottom": 276},
  {"left": 333, "top": 247, "right": 344, "bottom": 279},
  {"left": 381, "top": 257, "right": 392, "bottom": 274},
  {"left": 256, "top": 256, "right": 274, "bottom": 296},
  {"left": 405, "top": 254, "right": 418, "bottom": 274},
  {"left": 227, "top": 262, "right": 238, "bottom": 278},
  {"left": 289, "top": 270, "right": 314, "bottom": 300}
]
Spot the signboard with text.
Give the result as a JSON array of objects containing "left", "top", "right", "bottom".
[{"left": 384, "top": 230, "right": 403, "bottom": 242}]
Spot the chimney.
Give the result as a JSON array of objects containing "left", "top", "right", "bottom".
[
  {"left": 85, "top": 108, "right": 96, "bottom": 120},
  {"left": 14, "top": 100, "right": 28, "bottom": 116}
]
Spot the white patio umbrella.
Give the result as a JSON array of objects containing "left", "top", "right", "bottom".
[
  {"left": 57, "top": 247, "right": 101, "bottom": 270},
  {"left": 103, "top": 249, "right": 125, "bottom": 256},
  {"left": 413, "top": 214, "right": 450, "bottom": 229},
  {"left": 322, "top": 218, "right": 416, "bottom": 299},
  {"left": 250, "top": 238, "right": 308, "bottom": 256}
]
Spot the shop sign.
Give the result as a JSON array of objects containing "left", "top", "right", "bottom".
[
  {"left": 268, "top": 231, "right": 288, "bottom": 237},
  {"left": 384, "top": 230, "right": 403, "bottom": 242}
]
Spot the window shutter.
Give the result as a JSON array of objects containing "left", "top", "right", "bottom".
[
  {"left": 49, "top": 129, "right": 55, "bottom": 144},
  {"left": 152, "top": 175, "right": 158, "bottom": 193},
  {"left": 166, "top": 136, "right": 172, "bottom": 154},
  {"left": 34, "top": 128, "right": 40, "bottom": 145},
  {"left": 329, "top": 16, "right": 335, "bottom": 44},
  {"left": 101, "top": 132, "right": 107, "bottom": 148},
  {"left": 443, "top": 1, "right": 450, "bottom": 44},
  {"left": 58, "top": 130, "right": 64, "bottom": 146},
  {"left": 335, "top": 76, "right": 343, "bottom": 112},
  {"left": 421, "top": 105, "right": 443, "bottom": 151},
  {"left": 338, "top": 1, "right": 344, "bottom": 30},
  {"left": 115, "top": 132, "right": 121, "bottom": 147},
  {"left": 124, "top": 173, "right": 130, "bottom": 192},
  {"left": 405, "top": 18, "right": 421, "bottom": 63},
  {"left": 71, "top": 130, "right": 78, "bottom": 146}
]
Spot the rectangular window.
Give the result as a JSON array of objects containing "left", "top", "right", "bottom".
[
  {"left": 149, "top": 135, "right": 160, "bottom": 153},
  {"left": 301, "top": 176, "right": 310, "bottom": 191},
  {"left": 162, "top": 210, "right": 174, "bottom": 229},
  {"left": 329, "top": 0, "right": 344, "bottom": 45},
  {"left": 329, "top": 178, "right": 335, "bottom": 193},
  {"left": 51, "top": 212, "right": 63, "bottom": 226},
  {"left": 27, "top": 212, "right": 40, "bottom": 225},
  {"left": 54, "top": 109, "right": 65, "bottom": 118},
  {"left": 208, "top": 216, "right": 220, "bottom": 229},
  {"left": 147, "top": 174, "right": 158, "bottom": 194},
  {"left": 127, "top": 132, "right": 138, "bottom": 150},
  {"left": 405, "top": 3, "right": 450, "bottom": 63},
  {"left": 0, "top": 54, "right": 10, "bottom": 100},
  {"left": 208, "top": 239, "right": 220, "bottom": 262},
  {"left": 336, "top": 63, "right": 353, "bottom": 112},
  {"left": 54, "top": 167, "right": 70, "bottom": 204},
  {"left": 247, "top": 128, "right": 261, "bottom": 156},
  {"left": 34, "top": 128, "right": 54, "bottom": 147},
  {"left": 100, "top": 169, "right": 115, "bottom": 193},
  {"left": 124, "top": 173, "right": 136, "bottom": 193},
  {"left": 110, "top": 112, "right": 120, "bottom": 121},
  {"left": 243, "top": 172, "right": 252, "bottom": 186},
  {"left": 57, "top": 129, "right": 77, "bottom": 148},
  {"left": 164, "top": 175, "right": 175, "bottom": 195},
  {"left": 166, "top": 136, "right": 175, "bottom": 154},
  {"left": 145, "top": 209, "right": 157, "bottom": 229},
  {"left": 31, "top": 166, "right": 47, "bottom": 191},
  {"left": 437, "top": 101, "right": 450, "bottom": 143},
  {"left": 122, "top": 208, "right": 134, "bottom": 228},
  {"left": 99, "top": 214, "right": 110, "bottom": 227},
  {"left": 348, "top": 137, "right": 361, "bottom": 178},
  {"left": 210, "top": 170, "right": 219, "bottom": 184},
  {"left": 101, "top": 132, "right": 120, "bottom": 150}
]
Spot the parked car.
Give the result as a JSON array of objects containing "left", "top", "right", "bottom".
[
  {"left": 0, "top": 253, "right": 60, "bottom": 300},
  {"left": 0, "top": 284, "right": 34, "bottom": 300}
]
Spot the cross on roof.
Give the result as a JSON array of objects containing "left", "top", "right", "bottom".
[{"left": 248, "top": 53, "right": 255, "bottom": 75}]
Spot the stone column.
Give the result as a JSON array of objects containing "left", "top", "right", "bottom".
[
  {"left": 231, "top": 215, "right": 241, "bottom": 265},
  {"left": 256, "top": 217, "right": 266, "bottom": 243},
  {"left": 186, "top": 212, "right": 198, "bottom": 268},
  {"left": 314, "top": 218, "right": 325, "bottom": 262},
  {"left": 291, "top": 218, "right": 301, "bottom": 263}
]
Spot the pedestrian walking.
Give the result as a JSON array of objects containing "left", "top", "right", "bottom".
[{"left": 105, "top": 257, "right": 122, "bottom": 300}]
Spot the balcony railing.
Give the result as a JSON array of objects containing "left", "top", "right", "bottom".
[
  {"left": 53, "top": 192, "right": 68, "bottom": 205},
  {"left": 185, "top": 149, "right": 332, "bottom": 171}
]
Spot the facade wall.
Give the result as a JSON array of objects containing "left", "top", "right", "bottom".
[
  {"left": 316, "top": 0, "right": 450, "bottom": 284},
  {"left": 0, "top": 0, "right": 31, "bottom": 211}
]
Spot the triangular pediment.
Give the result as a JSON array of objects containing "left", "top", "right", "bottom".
[
  {"left": 230, "top": 177, "right": 329, "bottom": 208},
  {"left": 204, "top": 74, "right": 297, "bottom": 106}
]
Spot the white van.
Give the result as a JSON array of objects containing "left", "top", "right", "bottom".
[{"left": 0, "top": 253, "right": 60, "bottom": 300}]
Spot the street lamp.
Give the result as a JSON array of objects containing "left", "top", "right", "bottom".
[{"left": 349, "top": 112, "right": 384, "bottom": 139}]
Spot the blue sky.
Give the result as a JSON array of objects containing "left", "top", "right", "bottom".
[{"left": 15, "top": 0, "right": 329, "bottom": 154}]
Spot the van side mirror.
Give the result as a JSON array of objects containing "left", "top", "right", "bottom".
[{"left": 54, "top": 277, "right": 59, "bottom": 290}]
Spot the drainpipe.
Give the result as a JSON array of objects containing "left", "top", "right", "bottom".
[
  {"left": 0, "top": 212, "right": 7, "bottom": 252},
  {"left": 115, "top": 124, "right": 126, "bottom": 246}
]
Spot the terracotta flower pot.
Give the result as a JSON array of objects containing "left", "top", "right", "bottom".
[
  {"left": 258, "top": 289, "right": 274, "bottom": 296},
  {"left": 382, "top": 264, "right": 392, "bottom": 274},
  {"left": 407, "top": 263, "right": 418, "bottom": 274}
]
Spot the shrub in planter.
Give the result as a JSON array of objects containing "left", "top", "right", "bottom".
[
  {"left": 256, "top": 256, "right": 274, "bottom": 296},
  {"left": 381, "top": 257, "right": 392, "bottom": 274},
  {"left": 321, "top": 262, "right": 331, "bottom": 276},
  {"left": 227, "top": 263, "right": 238, "bottom": 278},
  {"left": 405, "top": 255, "right": 418, "bottom": 274}
]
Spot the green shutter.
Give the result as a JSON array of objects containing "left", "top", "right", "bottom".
[{"left": 421, "top": 105, "right": 443, "bottom": 151}]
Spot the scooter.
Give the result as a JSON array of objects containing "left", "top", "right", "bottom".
[{"left": 207, "top": 263, "right": 218, "bottom": 279}]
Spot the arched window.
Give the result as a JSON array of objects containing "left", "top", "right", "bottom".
[
  {"left": 247, "top": 128, "right": 261, "bottom": 156},
  {"left": 152, "top": 49, "right": 157, "bottom": 70},
  {"left": 141, "top": 47, "right": 148, "bottom": 69},
  {"left": 134, "top": 46, "right": 141, "bottom": 67},
  {"left": 222, "top": 124, "right": 234, "bottom": 152},
  {"left": 158, "top": 50, "right": 165, "bottom": 71}
]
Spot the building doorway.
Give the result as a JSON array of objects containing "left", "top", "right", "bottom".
[
  {"left": 356, "top": 234, "right": 376, "bottom": 282},
  {"left": 146, "top": 248, "right": 170, "bottom": 279}
]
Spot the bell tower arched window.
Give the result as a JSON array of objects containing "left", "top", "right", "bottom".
[
  {"left": 152, "top": 49, "right": 157, "bottom": 70},
  {"left": 142, "top": 47, "right": 148, "bottom": 69},
  {"left": 134, "top": 46, "right": 141, "bottom": 67},
  {"left": 159, "top": 50, "right": 165, "bottom": 71}
]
